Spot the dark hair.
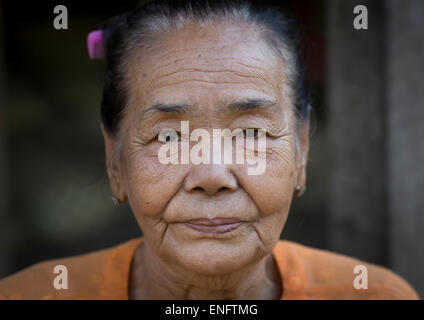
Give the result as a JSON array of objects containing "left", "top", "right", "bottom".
[{"left": 100, "top": 0, "right": 310, "bottom": 137}]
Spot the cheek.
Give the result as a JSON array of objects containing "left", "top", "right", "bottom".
[
  {"left": 121, "top": 143, "right": 188, "bottom": 221},
  {"left": 239, "top": 137, "right": 296, "bottom": 215},
  {"left": 235, "top": 138, "right": 296, "bottom": 247}
]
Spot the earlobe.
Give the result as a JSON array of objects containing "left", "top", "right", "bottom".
[
  {"left": 100, "top": 123, "right": 127, "bottom": 203},
  {"left": 295, "top": 116, "right": 310, "bottom": 195}
]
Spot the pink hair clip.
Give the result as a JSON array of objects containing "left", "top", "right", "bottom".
[{"left": 87, "top": 30, "right": 105, "bottom": 60}]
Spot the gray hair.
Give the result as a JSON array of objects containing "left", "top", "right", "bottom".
[{"left": 100, "top": 0, "right": 310, "bottom": 138}]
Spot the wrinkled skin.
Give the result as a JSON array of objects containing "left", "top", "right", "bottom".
[{"left": 102, "top": 21, "right": 309, "bottom": 299}]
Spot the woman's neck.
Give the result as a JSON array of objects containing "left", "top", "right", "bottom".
[{"left": 129, "top": 241, "right": 282, "bottom": 300}]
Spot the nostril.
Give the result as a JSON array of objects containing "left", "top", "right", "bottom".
[{"left": 191, "top": 186, "right": 230, "bottom": 194}]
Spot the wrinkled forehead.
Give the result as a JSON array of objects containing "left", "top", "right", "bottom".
[{"left": 124, "top": 22, "right": 288, "bottom": 115}]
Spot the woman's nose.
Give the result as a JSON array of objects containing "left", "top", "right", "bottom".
[{"left": 184, "top": 164, "right": 238, "bottom": 196}]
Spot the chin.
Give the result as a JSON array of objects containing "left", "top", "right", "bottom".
[
  {"left": 180, "top": 253, "right": 253, "bottom": 276},
  {"left": 163, "top": 235, "right": 266, "bottom": 276}
]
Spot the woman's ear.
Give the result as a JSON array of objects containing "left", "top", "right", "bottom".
[
  {"left": 100, "top": 123, "right": 127, "bottom": 203},
  {"left": 295, "top": 116, "right": 310, "bottom": 191}
]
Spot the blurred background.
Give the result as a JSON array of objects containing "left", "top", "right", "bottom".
[{"left": 0, "top": 0, "right": 423, "bottom": 297}]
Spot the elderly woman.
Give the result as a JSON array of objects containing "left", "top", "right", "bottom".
[{"left": 0, "top": 0, "right": 419, "bottom": 300}]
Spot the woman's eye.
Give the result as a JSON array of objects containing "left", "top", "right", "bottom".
[
  {"left": 158, "top": 129, "right": 179, "bottom": 143},
  {"left": 243, "top": 128, "right": 265, "bottom": 139}
]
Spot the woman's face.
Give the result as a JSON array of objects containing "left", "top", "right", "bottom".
[{"left": 103, "top": 23, "right": 309, "bottom": 275}]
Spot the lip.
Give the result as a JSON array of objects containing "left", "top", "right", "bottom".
[{"left": 183, "top": 218, "right": 242, "bottom": 234}]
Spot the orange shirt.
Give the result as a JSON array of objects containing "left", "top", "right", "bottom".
[{"left": 0, "top": 238, "right": 419, "bottom": 300}]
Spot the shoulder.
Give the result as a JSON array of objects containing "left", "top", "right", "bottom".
[
  {"left": 0, "top": 247, "right": 111, "bottom": 300},
  {"left": 0, "top": 238, "right": 141, "bottom": 300},
  {"left": 273, "top": 240, "right": 419, "bottom": 300}
]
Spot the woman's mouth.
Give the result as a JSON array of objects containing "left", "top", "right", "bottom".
[{"left": 183, "top": 218, "right": 242, "bottom": 234}]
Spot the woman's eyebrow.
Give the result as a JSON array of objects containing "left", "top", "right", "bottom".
[
  {"left": 139, "top": 103, "right": 189, "bottom": 121},
  {"left": 226, "top": 99, "right": 281, "bottom": 113},
  {"left": 145, "top": 103, "right": 189, "bottom": 114}
]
